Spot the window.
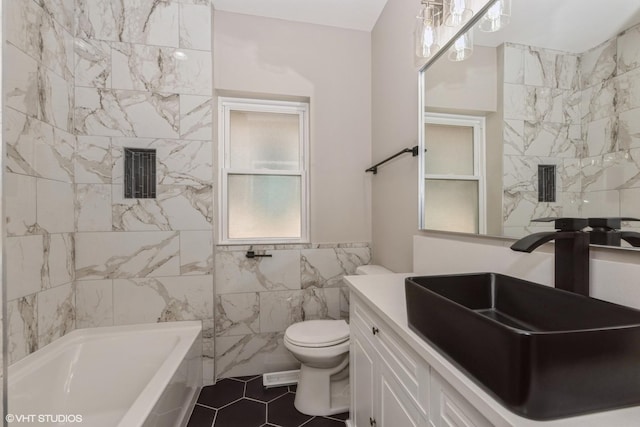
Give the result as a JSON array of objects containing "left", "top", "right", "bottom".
[
  {"left": 423, "top": 113, "right": 486, "bottom": 234},
  {"left": 218, "top": 97, "right": 309, "bottom": 244}
]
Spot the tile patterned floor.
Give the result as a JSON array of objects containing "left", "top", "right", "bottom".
[{"left": 187, "top": 376, "right": 349, "bottom": 427}]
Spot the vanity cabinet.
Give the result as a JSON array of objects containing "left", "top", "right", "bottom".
[{"left": 350, "top": 294, "right": 492, "bottom": 427}]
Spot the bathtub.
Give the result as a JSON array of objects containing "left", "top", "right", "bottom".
[{"left": 8, "top": 321, "right": 202, "bottom": 427}]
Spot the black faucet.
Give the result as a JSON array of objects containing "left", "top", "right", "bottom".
[
  {"left": 510, "top": 218, "right": 590, "bottom": 297},
  {"left": 588, "top": 217, "right": 640, "bottom": 247}
]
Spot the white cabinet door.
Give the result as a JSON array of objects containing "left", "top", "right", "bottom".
[
  {"left": 430, "top": 372, "right": 492, "bottom": 427},
  {"left": 379, "top": 363, "right": 423, "bottom": 427},
  {"left": 352, "top": 328, "right": 377, "bottom": 427}
]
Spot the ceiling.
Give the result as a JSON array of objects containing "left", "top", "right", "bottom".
[
  {"left": 475, "top": 0, "right": 640, "bottom": 53},
  {"left": 212, "top": 0, "right": 389, "bottom": 32},
  {"left": 212, "top": 0, "right": 640, "bottom": 54}
]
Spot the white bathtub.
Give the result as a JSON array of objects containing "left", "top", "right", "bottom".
[{"left": 8, "top": 321, "right": 202, "bottom": 427}]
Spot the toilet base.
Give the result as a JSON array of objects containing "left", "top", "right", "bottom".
[{"left": 293, "top": 357, "right": 350, "bottom": 416}]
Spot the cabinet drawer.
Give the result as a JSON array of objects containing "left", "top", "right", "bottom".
[
  {"left": 430, "top": 372, "right": 493, "bottom": 427},
  {"left": 352, "top": 298, "right": 428, "bottom": 415}
]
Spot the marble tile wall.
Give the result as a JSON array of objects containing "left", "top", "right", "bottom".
[
  {"left": 72, "top": 0, "right": 216, "bottom": 384},
  {"left": 502, "top": 43, "right": 583, "bottom": 238},
  {"left": 5, "top": 0, "right": 77, "bottom": 366},
  {"left": 213, "top": 243, "right": 371, "bottom": 379},
  {"left": 503, "top": 23, "right": 640, "bottom": 237}
]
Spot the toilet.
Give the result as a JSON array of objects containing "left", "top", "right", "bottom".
[{"left": 284, "top": 264, "right": 393, "bottom": 416}]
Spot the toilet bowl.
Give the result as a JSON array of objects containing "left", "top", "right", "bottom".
[
  {"left": 284, "top": 319, "right": 350, "bottom": 416},
  {"left": 284, "top": 264, "right": 393, "bottom": 416}
]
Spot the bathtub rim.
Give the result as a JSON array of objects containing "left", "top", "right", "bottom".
[{"left": 8, "top": 321, "right": 203, "bottom": 427}]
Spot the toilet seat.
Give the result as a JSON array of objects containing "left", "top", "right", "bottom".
[{"left": 285, "top": 320, "right": 349, "bottom": 348}]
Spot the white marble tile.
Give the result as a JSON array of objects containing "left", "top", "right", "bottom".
[
  {"left": 5, "top": 43, "right": 39, "bottom": 118},
  {"left": 619, "top": 107, "right": 640, "bottom": 150},
  {"left": 75, "top": 280, "right": 114, "bottom": 328},
  {"left": 503, "top": 43, "right": 524, "bottom": 85},
  {"left": 580, "top": 39, "right": 617, "bottom": 89},
  {"left": 6, "top": 235, "right": 45, "bottom": 301},
  {"left": 581, "top": 151, "right": 639, "bottom": 192},
  {"left": 37, "top": 179, "right": 75, "bottom": 233},
  {"left": 75, "top": 136, "right": 112, "bottom": 183},
  {"left": 301, "top": 247, "right": 371, "bottom": 288},
  {"left": 502, "top": 119, "right": 525, "bottom": 156},
  {"left": 581, "top": 80, "right": 616, "bottom": 123},
  {"left": 6, "top": 173, "right": 37, "bottom": 237},
  {"left": 202, "top": 317, "right": 215, "bottom": 385},
  {"left": 34, "top": 127, "right": 75, "bottom": 182},
  {"left": 40, "top": 67, "right": 74, "bottom": 133},
  {"left": 621, "top": 187, "right": 640, "bottom": 219},
  {"left": 5, "top": 108, "right": 37, "bottom": 176},
  {"left": 37, "top": 282, "right": 75, "bottom": 348},
  {"left": 76, "top": 0, "right": 179, "bottom": 47},
  {"left": 74, "top": 38, "right": 111, "bottom": 88},
  {"left": 215, "top": 250, "right": 301, "bottom": 294},
  {"left": 215, "top": 293, "right": 260, "bottom": 337},
  {"left": 215, "top": 333, "right": 298, "bottom": 379},
  {"left": 615, "top": 68, "right": 640, "bottom": 113},
  {"left": 75, "top": 87, "right": 179, "bottom": 138},
  {"left": 180, "top": 95, "right": 212, "bottom": 140},
  {"left": 112, "top": 184, "right": 213, "bottom": 231},
  {"left": 179, "top": 4, "right": 211, "bottom": 51},
  {"left": 112, "top": 43, "right": 212, "bottom": 95},
  {"left": 581, "top": 190, "right": 621, "bottom": 217},
  {"left": 617, "top": 23, "right": 640, "bottom": 74},
  {"left": 339, "top": 287, "right": 350, "bottom": 320},
  {"left": 503, "top": 83, "right": 528, "bottom": 120},
  {"left": 259, "top": 288, "right": 340, "bottom": 333},
  {"left": 38, "top": 0, "right": 74, "bottom": 33},
  {"left": 46, "top": 233, "right": 75, "bottom": 288},
  {"left": 112, "top": 275, "right": 213, "bottom": 325},
  {"left": 75, "top": 231, "right": 180, "bottom": 279},
  {"left": 585, "top": 117, "right": 617, "bottom": 156},
  {"left": 7, "top": 295, "right": 38, "bottom": 364},
  {"left": 76, "top": 184, "right": 112, "bottom": 231},
  {"left": 522, "top": 121, "right": 573, "bottom": 158},
  {"left": 524, "top": 47, "right": 577, "bottom": 90},
  {"left": 180, "top": 231, "right": 213, "bottom": 275}
]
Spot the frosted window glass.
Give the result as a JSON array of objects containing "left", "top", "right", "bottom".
[
  {"left": 228, "top": 175, "right": 301, "bottom": 239},
  {"left": 425, "top": 123, "right": 474, "bottom": 175},
  {"left": 425, "top": 179, "right": 478, "bottom": 233},
  {"left": 230, "top": 111, "right": 300, "bottom": 170}
]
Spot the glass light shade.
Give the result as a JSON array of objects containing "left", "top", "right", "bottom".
[
  {"left": 479, "top": 0, "right": 511, "bottom": 32},
  {"left": 448, "top": 29, "right": 473, "bottom": 61},
  {"left": 414, "top": 4, "right": 441, "bottom": 59},
  {"left": 444, "top": 0, "right": 473, "bottom": 27}
]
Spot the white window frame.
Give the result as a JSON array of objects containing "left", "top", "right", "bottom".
[
  {"left": 422, "top": 112, "right": 487, "bottom": 234},
  {"left": 218, "top": 97, "right": 310, "bottom": 245}
]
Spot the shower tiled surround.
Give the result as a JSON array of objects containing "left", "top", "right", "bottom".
[
  {"left": 4, "top": 0, "right": 217, "bottom": 382},
  {"left": 214, "top": 244, "right": 370, "bottom": 378},
  {"left": 502, "top": 22, "right": 640, "bottom": 237},
  {"left": 4, "top": 0, "right": 371, "bottom": 386}
]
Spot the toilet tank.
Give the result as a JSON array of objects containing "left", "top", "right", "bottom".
[{"left": 355, "top": 265, "right": 393, "bottom": 275}]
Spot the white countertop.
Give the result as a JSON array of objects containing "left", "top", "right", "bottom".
[{"left": 345, "top": 273, "right": 640, "bottom": 427}]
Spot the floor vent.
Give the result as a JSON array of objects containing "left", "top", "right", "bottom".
[{"left": 262, "top": 369, "right": 300, "bottom": 388}]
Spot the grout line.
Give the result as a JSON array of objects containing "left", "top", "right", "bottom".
[
  {"left": 196, "top": 402, "right": 218, "bottom": 411},
  {"left": 210, "top": 407, "right": 218, "bottom": 427}
]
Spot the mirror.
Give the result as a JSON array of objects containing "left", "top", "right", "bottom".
[{"left": 419, "top": 0, "right": 640, "bottom": 246}]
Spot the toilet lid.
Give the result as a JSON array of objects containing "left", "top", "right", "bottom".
[{"left": 285, "top": 320, "right": 350, "bottom": 348}]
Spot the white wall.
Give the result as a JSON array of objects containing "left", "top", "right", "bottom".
[
  {"left": 413, "top": 234, "right": 640, "bottom": 311},
  {"left": 214, "top": 11, "right": 372, "bottom": 243}
]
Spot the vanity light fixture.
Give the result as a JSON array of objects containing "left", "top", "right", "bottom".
[
  {"left": 444, "top": 0, "right": 473, "bottom": 27},
  {"left": 448, "top": 29, "right": 474, "bottom": 61},
  {"left": 415, "top": 1, "right": 443, "bottom": 59},
  {"left": 478, "top": 0, "right": 511, "bottom": 32}
]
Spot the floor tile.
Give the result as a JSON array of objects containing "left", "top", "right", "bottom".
[
  {"left": 187, "top": 405, "right": 216, "bottom": 427},
  {"left": 246, "top": 377, "right": 289, "bottom": 402},
  {"left": 302, "top": 417, "right": 345, "bottom": 427},
  {"left": 198, "top": 378, "right": 245, "bottom": 408},
  {"left": 188, "top": 377, "right": 348, "bottom": 427},
  {"left": 267, "top": 393, "right": 313, "bottom": 427},
  {"left": 216, "top": 398, "right": 266, "bottom": 427}
]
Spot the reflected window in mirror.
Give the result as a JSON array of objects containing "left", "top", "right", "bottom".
[{"left": 424, "top": 114, "right": 486, "bottom": 233}]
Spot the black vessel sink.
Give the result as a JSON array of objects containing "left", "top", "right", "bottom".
[{"left": 405, "top": 273, "right": 640, "bottom": 420}]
